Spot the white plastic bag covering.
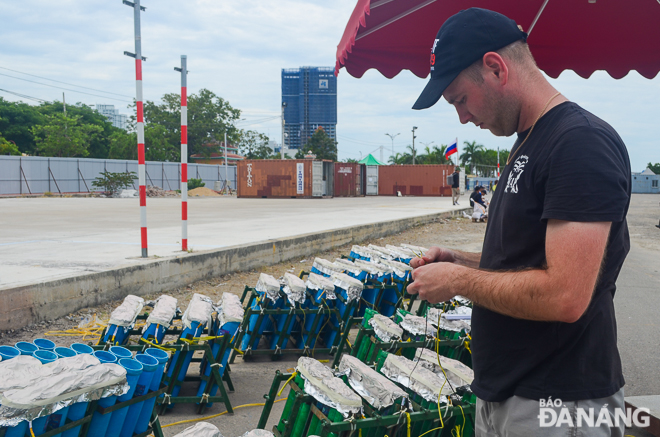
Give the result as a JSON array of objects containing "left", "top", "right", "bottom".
[
  {"left": 350, "top": 245, "right": 374, "bottom": 259},
  {"left": 306, "top": 273, "right": 337, "bottom": 300},
  {"left": 0, "top": 362, "right": 128, "bottom": 427},
  {"left": 297, "top": 357, "right": 334, "bottom": 388},
  {"left": 400, "top": 244, "right": 429, "bottom": 255},
  {"left": 367, "top": 244, "right": 397, "bottom": 260},
  {"left": 338, "top": 355, "right": 407, "bottom": 410},
  {"left": 172, "top": 422, "right": 223, "bottom": 437},
  {"left": 369, "top": 314, "right": 403, "bottom": 342},
  {"left": 354, "top": 259, "right": 392, "bottom": 277},
  {"left": 400, "top": 314, "right": 437, "bottom": 337},
  {"left": 255, "top": 273, "right": 281, "bottom": 301},
  {"left": 108, "top": 294, "right": 144, "bottom": 327},
  {"left": 414, "top": 348, "right": 474, "bottom": 386},
  {"left": 217, "top": 292, "right": 245, "bottom": 328},
  {"left": 239, "top": 431, "right": 274, "bottom": 437},
  {"left": 425, "top": 309, "right": 471, "bottom": 332},
  {"left": 381, "top": 354, "right": 450, "bottom": 404},
  {"left": 0, "top": 354, "right": 100, "bottom": 393},
  {"left": 330, "top": 272, "right": 363, "bottom": 302},
  {"left": 181, "top": 293, "right": 214, "bottom": 330},
  {"left": 282, "top": 273, "right": 307, "bottom": 305},
  {"left": 312, "top": 258, "right": 344, "bottom": 276},
  {"left": 333, "top": 258, "right": 363, "bottom": 277},
  {"left": 376, "top": 259, "right": 412, "bottom": 278},
  {"left": 144, "top": 294, "right": 178, "bottom": 330},
  {"left": 386, "top": 245, "right": 417, "bottom": 260}
]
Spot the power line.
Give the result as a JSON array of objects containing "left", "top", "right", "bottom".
[
  {"left": 0, "top": 88, "right": 47, "bottom": 103},
  {"left": 0, "top": 72, "right": 131, "bottom": 103},
  {"left": 0, "top": 66, "right": 134, "bottom": 98},
  {"left": 337, "top": 135, "right": 388, "bottom": 146}
]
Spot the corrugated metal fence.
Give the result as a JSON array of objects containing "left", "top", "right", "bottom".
[{"left": 0, "top": 156, "right": 236, "bottom": 195}]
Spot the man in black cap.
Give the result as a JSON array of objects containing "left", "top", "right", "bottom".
[{"left": 407, "top": 7, "right": 631, "bottom": 436}]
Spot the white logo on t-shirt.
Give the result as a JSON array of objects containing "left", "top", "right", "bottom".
[{"left": 505, "top": 155, "right": 529, "bottom": 194}]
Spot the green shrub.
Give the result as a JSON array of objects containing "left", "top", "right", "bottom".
[
  {"left": 92, "top": 171, "right": 137, "bottom": 196},
  {"left": 187, "top": 178, "right": 205, "bottom": 190}
]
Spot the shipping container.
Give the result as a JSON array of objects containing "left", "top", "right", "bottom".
[
  {"left": 237, "top": 159, "right": 334, "bottom": 198},
  {"left": 334, "top": 163, "right": 364, "bottom": 197},
  {"left": 365, "top": 165, "right": 379, "bottom": 195},
  {"left": 377, "top": 164, "right": 455, "bottom": 196}
]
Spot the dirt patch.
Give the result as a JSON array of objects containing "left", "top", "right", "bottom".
[{"left": 188, "top": 187, "right": 220, "bottom": 197}]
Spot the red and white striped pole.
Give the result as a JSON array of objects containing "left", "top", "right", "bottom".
[
  {"left": 175, "top": 56, "right": 188, "bottom": 251},
  {"left": 124, "top": 0, "right": 148, "bottom": 257},
  {"left": 497, "top": 146, "right": 500, "bottom": 177}
]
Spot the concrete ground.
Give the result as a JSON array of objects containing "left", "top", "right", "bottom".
[{"left": 0, "top": 195, "right": 463, "bottom": 290}]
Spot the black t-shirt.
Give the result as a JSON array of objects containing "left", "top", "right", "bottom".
[
  {"left": 470, "top": 191, "right": 486, "bottom": 207},
  {"left": 452, "top": 172, "right": 460, "bottom": 188},
  {"left": 471, "top": 102, "right": 631, "bottom": 402}
]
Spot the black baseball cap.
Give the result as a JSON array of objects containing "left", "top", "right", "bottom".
[{"left": 412, "top": 8, "right": 527, "bottom": 110}]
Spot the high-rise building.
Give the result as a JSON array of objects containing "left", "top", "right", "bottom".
[
  {"left": 281, "top": 67, "right": 337, "bottom": 151},
  {"left": 95, "top": 104, "right": 128, "bottom": 130}
]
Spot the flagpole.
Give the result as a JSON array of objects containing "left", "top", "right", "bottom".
[{"left": 455, "top": 137, "right": 458, "bottom": 166}]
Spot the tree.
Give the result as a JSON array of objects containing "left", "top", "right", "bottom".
[
  {"left": 107, "top": 124, "right": 180, "bottom": 162},
  {"left": 0, "top": 133, "right": 20, "bottom": 155},
  {"left": 92, "top": 171, "right": 137, "bottom": 196},
  {"left": 38, "top": 101, "right": 119, "bottom": 158},
  {"left": 31, "top": 113, "right": 102, "bottom": 158},
  {"left": 0, "top": 97, "right": 44, "bottom": 155},
  {"left": 297, "top": 127, "right": 337, "bottom": 161},
  {"left": 237, "top": 130, "right": 271, "bottom": 159},
  {"left": 141, "top": 88, "right": 241, "bottom": 159},
  {"left": 647, "top": 162, "right": 660, "bottom": 174},
  {"left": 459, "top": 140, "right": 485, "bottom": 174},
  {"left": 342, "top": 158, "right": 359, "bottom": 163}
]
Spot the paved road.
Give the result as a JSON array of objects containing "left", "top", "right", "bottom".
[{"left": 0, "top": 195, "right": 462, "bottom": 289}]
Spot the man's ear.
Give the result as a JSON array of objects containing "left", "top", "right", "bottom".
[{"left": 482, "top": 52, "right": 508, "bottom": 86}]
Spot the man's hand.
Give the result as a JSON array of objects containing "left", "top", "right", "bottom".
[
  {"left": 409, "top": 246, "right": 456, "bottom": 268},
  {"left": 406, "top": 262, "right": 461, "bottom": 303}
]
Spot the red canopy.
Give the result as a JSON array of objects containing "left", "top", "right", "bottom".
[{"left": 335, "top": 0, "right": 660, "bottom": 80}]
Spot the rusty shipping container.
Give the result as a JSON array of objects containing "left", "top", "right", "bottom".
[
  {"left": 334, "top": 163, "right": 364, "bottom": 197},
  {"left": 237, "top": 159, "right": 313, "bottom": 198},
  {"left": 378, "top": 164, "right": 455, "bottom": 196}
]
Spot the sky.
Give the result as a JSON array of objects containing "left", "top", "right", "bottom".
[{"left": 1, "top": 0, "right": 658, "bottom": 171}]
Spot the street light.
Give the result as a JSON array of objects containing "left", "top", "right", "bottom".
[
  {"left": 412, "top": 126, "right": 418, "bottom": 165},
  {"left": 385, "top": 132, "right": 400, "bottom": 163}
]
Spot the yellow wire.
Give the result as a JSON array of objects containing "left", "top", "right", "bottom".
[
  {"left": 278, "top": 371, "right": 298, "bottom": 397},
  {"left": 405, "top": 411, "right": 411, "bottom": 437},
  {"left": 159, "top": 398, "right": 287, "bottom": 430},
  {"left": 138, "top": 338, "right": 177, "bottom": 353}
]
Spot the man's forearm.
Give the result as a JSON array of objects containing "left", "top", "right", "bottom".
[{"left": 452, "top": 250, "right": 481, "bottom": 268}]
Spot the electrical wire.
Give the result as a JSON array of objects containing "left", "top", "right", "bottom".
[
  {"left": 0, "top": 66, "right": 134, "bottom": 98},
  {"left": 0, "top": 88, "right": 48, "bottom": 103},
  {"left": 0, "top": 72, "right": 131, "bottom": 103}
]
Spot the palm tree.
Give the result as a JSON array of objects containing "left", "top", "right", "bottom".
[{"left": 460, "top": 141, "right": 484, "bottom": 174}]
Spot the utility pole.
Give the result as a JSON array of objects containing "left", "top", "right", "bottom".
[
  {"left": 174, "top": 55, "right": 188, "bottom": 251},
  {"left": 380, "top": 145, "right": 384, "bottom": 164},
  {"left": 281, "top": 102, "right": 287, "bottom": 159},
  {"left": 62, "top": 92, "right": 66, "bottom": 115},
  {"left": 412, "top": 126, "right": 418, "bottom": 165},
  {"left": 224, "top": 131, "right": 228, "bottom": 192},
  {"left": 385, "top": 132, "right": 399, "bottom": 163},
  {"left": 123, "top": 0, "right": 148, "bottom": 258}
]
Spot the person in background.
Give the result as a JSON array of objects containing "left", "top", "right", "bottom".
[
  {"left": 492, "top": 179, "right": 498, "bottom": 192},
  {"left": 470, "top": 185, "right": 488, "bottom": 222},
  {"left": 451, "top": 166, "right": 461, "bottom": 205}
]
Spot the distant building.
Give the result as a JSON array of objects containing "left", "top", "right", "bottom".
[
  {"left": 632, "top": 168, "right": 660, "bottom": 194},
  {"left": 282, "top": 66, "right": 337, "bottom": 151},
  {"left": 190, "top": 142, "right": 245, "bottom": 165},
  {"left": 95, "top": 104, "right": 128, "bottom": 130}
]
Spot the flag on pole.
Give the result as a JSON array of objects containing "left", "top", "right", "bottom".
[{"left": 445, "top": 138, "right": 458, "bottom": 159}]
